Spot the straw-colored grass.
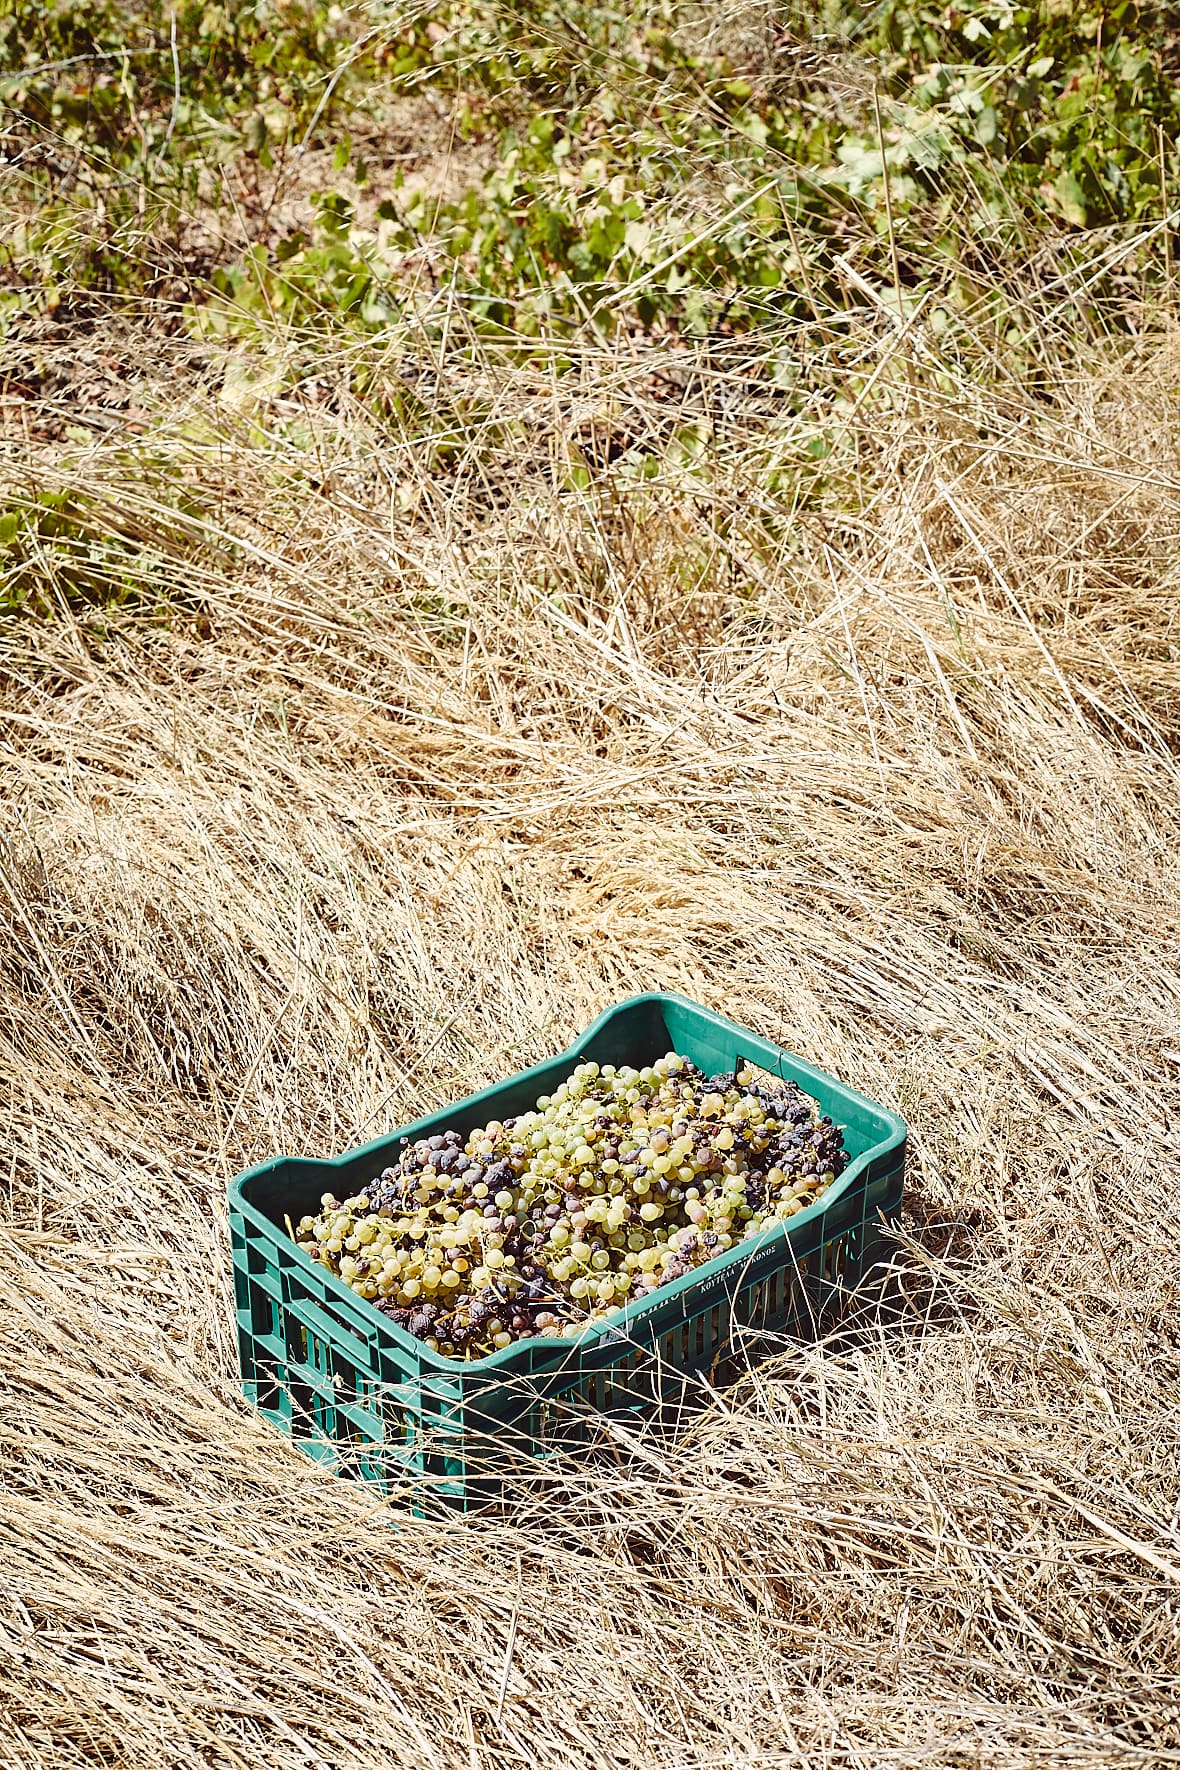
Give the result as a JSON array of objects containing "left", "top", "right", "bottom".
[{"left": 2, "top": 279, "right": 1180, "bottom": 1769}]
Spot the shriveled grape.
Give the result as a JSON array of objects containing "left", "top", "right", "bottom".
[{"left": 293, "top": 1052, "right": 849, "bottom": 1359}]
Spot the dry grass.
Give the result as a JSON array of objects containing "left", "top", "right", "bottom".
[{"left": 2, "top": 272, "right": 1180, "bottom": 1769}]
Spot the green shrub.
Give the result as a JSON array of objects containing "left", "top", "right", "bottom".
[
  {"left": 0, "top": 0, "right": 364, "bottom": 312},
  {"left": 238, "top": 0, "right": 1180, "bottom": 341},
  {"left": 6, "top": 1, "right": 1177, "bottom": 338},
  {"left": 855, "top": 0, "right": 1180, "bottom": 230},
  {"left": 0, "top": 0, "right": 354, "bottom": 170}
]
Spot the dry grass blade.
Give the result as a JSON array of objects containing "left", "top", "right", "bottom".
[{"left": 2, "top": 247, "right": 1180, "bottom": 1766}]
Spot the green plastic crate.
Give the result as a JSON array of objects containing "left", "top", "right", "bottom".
[{"left": 229, "top": 992, "right": 905, "bottom": 1509}]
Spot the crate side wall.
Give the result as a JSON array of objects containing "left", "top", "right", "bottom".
[{"left": 232, "top": 1153, "right": 903, "bottom": 1508}]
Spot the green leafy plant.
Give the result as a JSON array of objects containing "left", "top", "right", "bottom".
[
  {"left": 0, "top": 0, "right": 356, "bottom": 170},
  {"left": 236, "top": 0, "right": 1180, "bottom": 345},
  {"left": 854, "top": 0, "right": 1180, "bottom": 230},
  {"left": 0, "top": 0, "right": 367, "bottom": 313}
]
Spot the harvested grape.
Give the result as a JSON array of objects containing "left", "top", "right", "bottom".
[{"left": 292, "top": 1052, "right": 849, "bottom": 1360}]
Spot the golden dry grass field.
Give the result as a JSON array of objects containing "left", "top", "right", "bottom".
[{"left": 3, "top": 15, "right": 1180, "bottom": 1758}]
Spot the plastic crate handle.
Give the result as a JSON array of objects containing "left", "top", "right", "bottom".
[
  {"left": 286, "top": 1292, "right": 379, "bottom": 1374},
  {"left": 734, "top": 1034, "right": 816, "bottom": 1080}
]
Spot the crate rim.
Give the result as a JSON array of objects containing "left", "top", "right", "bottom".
[{"left": 228, "top": 990, "right": 906, "bottom": 1378}]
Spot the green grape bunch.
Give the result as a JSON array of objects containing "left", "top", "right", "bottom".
[{"left": 292, "top": 1053, "right": 850, "bottom": 1360}]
